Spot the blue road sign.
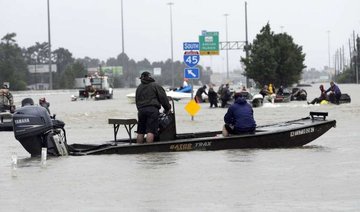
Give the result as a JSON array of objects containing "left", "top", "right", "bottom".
[
  {"left": 183, "top": 42, "right": 200, "bottom": 50},
  {"left": 184, "top": 52, "right": 200, "bottom": 67},
  {"left": 184, "top": 68, "right": 200, "bottom": 79}
]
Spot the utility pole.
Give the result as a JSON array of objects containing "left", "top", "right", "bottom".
[
  {"left": 356, "top": 36, "right": 360, "bottom": 84},
  {"left": 327, "top": 30, "right": 331, "bottom": 68},
  {"left": 167, "top": 2, "right": 175, "bottom": 87},
  {"left": 121, "top": 0, "right": 125, "bottom": 53},
  {"left": 224, "top": 13, "right": 229, "bottom": 80},
  {"left": 244, "top": 1, "right": 250, "bottom": 88},
  {"left": 47, "top": 0, "right": 52, "bottom": 90}
]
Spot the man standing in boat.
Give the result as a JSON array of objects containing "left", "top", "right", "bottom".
[
  {"left": 0, "top": 84, "right": 15, "bottom": 113},
  {"left": 222, "top": 93, "right": 256, "bottom": 136},
  {"left": 135, "top": 71, "right": 171, "bottom": 143}
]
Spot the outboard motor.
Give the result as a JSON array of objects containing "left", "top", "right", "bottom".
[{"left": 13, "top": 105, "right": 68, "bottom": 157}]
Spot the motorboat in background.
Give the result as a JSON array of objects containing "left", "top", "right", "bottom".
[
  {"left": 291, "top": 87, "right": 308, "bottom": 101},
  {"left": 0, "top": 111, "right": 12, "bottom": 131},
  {"left": 126, "top": 90, "right": 193, "bottom": 104}
]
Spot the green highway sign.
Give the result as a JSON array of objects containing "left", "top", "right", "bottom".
[{"left": 199, "top": 31, "right": 219, "bottom": 55}]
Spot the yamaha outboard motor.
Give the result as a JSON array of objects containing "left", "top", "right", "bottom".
[{"left": 13, "top": 104, "right": 68, "bottom": 157}]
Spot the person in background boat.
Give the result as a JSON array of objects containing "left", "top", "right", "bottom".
[
  {"left": 241, "top": 85, "right": 247, "bottom": 92},
  {"left": 268, "top": 83, "right": 276, "bottom": 94},
  {"left": 325, "top": 81, "right": 341, "bottom": 104},
  {"left": 135, "top": 71, "right": 171, "bottom": 143},
  {"left": 308, "top": 84, "right": 327, "bottom": 105},
  {"left": 0, "top": 84, "right": 15, "bottom": 113},
  {"left": 183, "top": 78, "right": 189, "bottom": 88},
  {"left": 268, "top": 84, "right": 277, "bottom": 103},
  {"left": 217, "top": 84, "right": 224, "bottom": 95},
  {"left": 220, "top": 83, "right": 232, "bottom": 108},
  {"left": 259, "top": 85, "right": 270, "bottom": 97},
  {"left": 39, "top": 97, "right": 50, "bottom": 114},
  {"left": 195, "top": 85, "right": 208, "bottom": 103},
  {"left": 172, "top": 78, "right": 190, "bottom": 92},
  {"left": 277, "top": 85, "right": 284, "bottom": 95},
  {"left": 222, "top": 93, "right": 256, "bottom": 136},
  {"left": 207, "top": 87, "right": 218, "bottom": 108}
]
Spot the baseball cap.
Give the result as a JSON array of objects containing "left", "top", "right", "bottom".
[{"left": 140, "top": 71, "right": 151, "bottom": 79}]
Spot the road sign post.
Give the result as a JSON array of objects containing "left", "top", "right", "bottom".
[{"left": 183, "top": 42, "right": 201, "bottom": 121}]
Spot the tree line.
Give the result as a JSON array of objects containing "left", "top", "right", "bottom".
[
  {"left": 1, "top": 23, "right": 309, "bottom": 91},
  {"left": 0, "top": 33, "right": 210, "bottom": 90}
]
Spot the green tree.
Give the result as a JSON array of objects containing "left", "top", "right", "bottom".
[
  {"left": 58, "top": 61, "right": 86, "bottom": 89},
  {"left": 0, "top": 33, "right": 28, "bottom": 90},
  {"left": 52, "top": 47, "right": 75, "bottom": 89},
  {"left": 241, "top": 23, "right": 306, "bottom": 87},
  {"left": 336, "top": 67, "right": 355, "bottom": 83}
]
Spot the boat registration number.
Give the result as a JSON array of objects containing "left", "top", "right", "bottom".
[{"left": 290, "top": 127, "right": 314, "bottom": 137}]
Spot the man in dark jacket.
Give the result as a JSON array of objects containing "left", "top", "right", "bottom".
[
  {"left": 194, "top": 85, "right": 208, "bottom": 103},
  {"left": 325, "top": 81, "right": 341, "bottom": 104},
  {"left": 222, "top": 94, "right": 256, "bottom": 136},
  {"left": 135, "top": 71, "right": 171, "bottom": 143},
  {"left": 220, "top": 83, "right": 231, "bottom": 108}
]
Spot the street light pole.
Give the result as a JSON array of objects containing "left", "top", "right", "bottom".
[
  {"left": 327, "top": 30, "right": 331, "bottom": 68},
  {"left": 167, "top": 2, "right": 175, "bottom": 87},
  {"left": 121, "top": 0, "right": 125, "bottom": 53},
  {"left": 244, "top": 1, "right": 249, "bottom": 88},
  {"left": 47, "top": 0, "right": 52, "bottom": 90},
  {"left": 224, "top": 13, "right": 229, "bottom": 80}
]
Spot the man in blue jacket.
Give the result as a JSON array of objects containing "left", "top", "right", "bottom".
[
  {"left": 325, "top": 81, "right": 341, "bottom": 104},
  {"left": 222, "top": 94, "right": 256, "bottom": 136}
]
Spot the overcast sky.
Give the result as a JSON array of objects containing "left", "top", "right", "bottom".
[{"left": 1, "top": 0, "right": 359, "bottom": 74}]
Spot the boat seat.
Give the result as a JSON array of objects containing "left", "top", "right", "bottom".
[{"left": 108, "top": 118, "right": 137, "bottom": 144}]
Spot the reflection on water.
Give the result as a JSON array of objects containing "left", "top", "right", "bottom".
[
  {"left": 224, "top": 149, "right": 256, "bottom": 163},
  {"left": 135, "top": 152, "right": 178, "bottom": 168}
]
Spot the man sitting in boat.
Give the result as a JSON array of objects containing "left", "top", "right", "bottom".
[
  {"left": 259, "top": 84, "right": 276, "bottom": 103},
  {"left": 308, "top": 84, "right": 327, "bottom": 105},
  {"left": 277, "top": 85, "right": 284, "bottom": 95},
  {"left": 222, "top": 93, "right": 256, "bottom": 136},
  {"left": 0, "top": 84, "right": 15, "bottom": 113},
  {"left": 259, "top": 85, "right": 270, "bottom": 97},
  {"left": 135, "top": 71, "right": 171, "bottom": 143},
  {"left": 325, "top": 81, "right": 341, "bottom": 104}
]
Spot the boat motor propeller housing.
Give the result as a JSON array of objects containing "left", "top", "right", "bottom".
[{"left": 13, "top": 105, "right": 68, "bottom": 157}]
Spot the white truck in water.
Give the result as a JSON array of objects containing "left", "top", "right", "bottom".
[{"left": 75, "top": 76, "right": 113, "bottom": 100}]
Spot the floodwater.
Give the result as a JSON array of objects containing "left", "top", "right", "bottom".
[{"left": 1, "top": 83, "right": 360, "bottom": 211}]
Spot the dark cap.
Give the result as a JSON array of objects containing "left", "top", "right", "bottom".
[{"left": 140, "top": 71, "right": 151, "bottom": 79}]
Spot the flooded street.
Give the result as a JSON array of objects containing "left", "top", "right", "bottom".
[{"left": 1, "top": 84, "right": 360, "bottom": 211}]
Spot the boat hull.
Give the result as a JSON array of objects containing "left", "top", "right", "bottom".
[{"left": 70, "top": 115, "right": 336, "bottom": 156}]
